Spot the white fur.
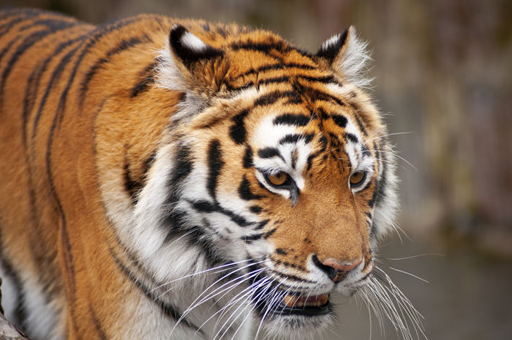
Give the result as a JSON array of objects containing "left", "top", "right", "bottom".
[
  {"left": 252, "top": 114, "right": 312, "bottom": 195},
  {"left": 333, "top": 27, "right": 374, "bottom": 89},
  {"left": 181, "top": 31, "right": 208, "bottom": 52},
  {"left": 155, "top": 39, "right": 188, "bottom": 91},
  {"left": 0, "top": 264, "right": 17, "bottom": 323},
  {"left": 22, "top": 278, "right": 60, "bottom": 340}
]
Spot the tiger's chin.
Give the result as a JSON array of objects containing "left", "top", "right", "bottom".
[
  {"left": 252, "top": 280, "right": 366, "bottom": 338},
  {"left": 253, "top": 291, "right": 337, "bottom": 338},
  {"left": 257, "top": 301, "right": 335, "bottom": 339}
]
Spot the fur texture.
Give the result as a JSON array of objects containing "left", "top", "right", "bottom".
[{"left": 0, "top": 8, "right": 419, "bottom": 340}]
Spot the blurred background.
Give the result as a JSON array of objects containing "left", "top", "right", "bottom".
[{"left": 2, "top": 0, "right": 511, "bottom": 338}]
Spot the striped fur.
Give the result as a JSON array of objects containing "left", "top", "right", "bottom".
[{"left": 0, "top": 8, "right": 419, "bottom": 340}]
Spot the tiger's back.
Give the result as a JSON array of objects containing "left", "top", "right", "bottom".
[
  {"left": 0, "top": 8, "right": 192, "bottom": 339},
  {"left": 0, "top": 7, "right": 420, "bottom": 340}
]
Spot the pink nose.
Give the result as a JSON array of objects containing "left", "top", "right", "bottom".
[{"left": 314, "top": 256, "right": 362, "bottom": 282}]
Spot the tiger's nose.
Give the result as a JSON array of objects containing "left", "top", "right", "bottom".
[{"left": 312, "top": 255, "right": 362, "bottom": 283}]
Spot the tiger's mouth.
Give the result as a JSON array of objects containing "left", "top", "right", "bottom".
[
  {"left": 278, "top": 292, "right": 331, "bottom": 316},
  {"left": 253, "top": 289, "right": 331, "bottom": 317}
]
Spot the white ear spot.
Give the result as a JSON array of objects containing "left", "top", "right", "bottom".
[
  {"left": 320, "top": 34, "right": 344, "bottom": 52},
  {"left": 180, "top": 31, "right": 208, "bottom": 52}
]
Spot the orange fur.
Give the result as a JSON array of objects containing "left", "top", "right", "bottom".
[{"left": 0, "top": 8, "right": 397, "bottom": 340}]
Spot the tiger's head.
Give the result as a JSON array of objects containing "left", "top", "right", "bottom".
[{"left": 99, "top": 22, "right": 400, "bottom": 338}]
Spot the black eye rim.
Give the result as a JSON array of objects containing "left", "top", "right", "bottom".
[
  {"left": 349, "top": 170, "right": 368, "bottom": 189},
  {"left": 258, "top": 169, "right": 300, "bottom": 205},
  {"left": 263, "top": 171, "right": 293, "bottom": 189}
]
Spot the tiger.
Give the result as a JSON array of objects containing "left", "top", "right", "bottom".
[{"left": 0, "top": 7, "right": 422, "bottom": 340}]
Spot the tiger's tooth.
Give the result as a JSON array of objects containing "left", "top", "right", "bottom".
[
  {"left": 319, "top": 294, "right": 329, "bottom": 306},
  {"left": 283, "top": 294, "right": 299, "bottom": 307},
  {"left": 283, "top": 293, "right": 329, "bottom": 308}
]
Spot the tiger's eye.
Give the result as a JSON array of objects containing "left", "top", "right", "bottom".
[
  {"left": 349, "top": 171, "right": 366, "bottom": 187},
  {"left": 267, "top": 172, "right": 289, "bottom": 186}
]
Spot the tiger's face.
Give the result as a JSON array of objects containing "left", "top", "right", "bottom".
[
  {"left": 177, "top": 78, "right": 387, "bottom": 333},
  {"left": 105, "top": 24, "right": 398, "bottom": 338}
]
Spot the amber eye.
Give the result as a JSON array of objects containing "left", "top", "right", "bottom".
[
  {"left": 349, "top": 171, "right": 367, "bottom": 188},
  {"left": 267, "top": 172, "right": 289, "bottom": 186}
]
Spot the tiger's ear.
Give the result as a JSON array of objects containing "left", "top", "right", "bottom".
[
  {"left": 169, "top": 24, "right": 224, "bottom": 68},
  {"left": 157, "top": 24, "right": 225, "bottom": 93},
  {"left": 316, "top": 26, "right": 372, "bottom": 88}
]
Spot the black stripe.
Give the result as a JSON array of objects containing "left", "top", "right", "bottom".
[
  {"left": 263, "top": 228, "right": 277, "bottom": 239},
  {"left": 331, "top": 114, "right": 348, "bottom": 128},
  {"left": 170, "top": 145, "right": 193, "bottom": 186},
  {"left": 163, "top": 210, "right": 188, "bottom": 241},
  {"left": 57, "top": 16, "right": 145, "bottom": 117},
  {"left": 238, "top": 175, "right": 263, "bottom": 200},
  {"left": 303, "top": 85, "right": 345, "bottom": 106},
  {"left": 275, "top": 248, "right": 287, "bottom": 255},
  {"left": 257, "top": 147, "right": 281, "bottom": 159},
  {"left": 58, "top": 209, "right": 76, "bottom": 332},
  {"left": 89, "top": 304, "right": 108, "bottom": 340},
  {"left": 0, "top": 21, "right": 78, "bottom": 100},
  {"left": 229, "top": 109, "right": 249, "bottom": 145},
  {"left": 164, "top": 145, "right": 194, "bottom": 233},
  {"left": 345, "top": 133, "right": 359, "bottom": 144},
  {"left": 351, "top": 109, "right": 368, "bottom": 136},
  {"left": 108, "top": 246, "right": 204, "bottom": 333},
  {"left": 184, "top": 225, "right": 227, "bottom": 264},
  {"left": 229, "top": 76, "right": 295, "bottom": 91},
  {"left": 23, "top": 35, "right": 86, "bottom": 148},
  {"left": 377, "top": 150, "right": 388, "bottom": 200},
  {"left": 273, "top": 113, "right": 311, "bottom": 126},
  {"left": 361, "top": 144, "right": 371, "bottom": 157},
  {"left": 0, "top": 39, "right": 16, "bottom": 65},
  {"left": 19, "top": 18, "right": 76, "bottom": 32},
  {"left": 279, "top": 134, "right": 301, "bottom": 145},
  {"left": 368, "top": 179, "right": 379, "bottom": 209},
  {"left": 0, "top": 8, "right": 45, "bottom": 21},
  {"left": 250, "top": 206, "right": 262, "bottom": 214},
  {"left": 297, "top": 74, "right": 337, "bottom": 84},
  {"left": 0, "top": 16, "right": 28, "bottom": 39},
  {"left": 130, "top": 60, "right": 158, "bottom": 98},
  {"left": 0, "top": 8, "right": 44, "bottom": 38},
  {"left": 306, "top": 151, "right": 322, "bottom": 171},
  {"left": 46, "top": 62, "right": 77, "bottom": 335},
  {"left": 328, "top": 132, "right": 342, "bottom": 148},
  {"left": 242, "top": 233, "right": 263, "bottom": 243},
  {"left": 80, "top": 35, "right": 151, "bottom": 106},
  {"left": 254, "top": 219, "right": 269, "bottom": 230},
  {"left": 31, "top": 43, "right": 82, "bottom": 140},
  {"left": 123, "top": 159, "right": 141, "bottom": 205},
  {"left": 279, "top": 133, "right": 314, "bottom": 145},
  {"left": 190, "top": 200, "right": 254, "bottom": 228},
  {"left": 231, "top": 40, "right": 290, "bottom": 53},
  {"left": 243, "top": 146, "right": 253, "bottom": 168},
  {"left": 1, "top": 29, "right": 50, "bottom": 98},
  {"left": 318, "top": 135, "right": 328, "bottom": 151},
  {"left": 232, "top": 62, "right": 316, "bottom": 82},
  {"left": 191, "top": 200, "right": 217, "bottom": 213},
  {"left": 253, "top": 90, "right": 297, "bottom": 107},
  {"left": 142, "top": 152, "right": 156, "bottom": 178},
  {"left": 207, "top": 139, "right": 224, "bottom": 199},
  {"left": 232, "top": 41, "right": 310, "bottom": 60}
]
